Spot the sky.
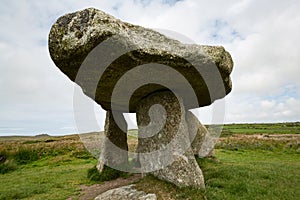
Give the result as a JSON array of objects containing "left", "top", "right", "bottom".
[{"left": 0, "top": 0, "right": 300, "bottom": 136}]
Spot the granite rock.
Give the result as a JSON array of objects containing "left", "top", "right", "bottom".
[
  {"left": 136, "top": 91, "right": 205, "bottom": 188},
  {"left": 94, "top": 184, "right": 157, "bottom": 200},
  {"left": 49, "top": 8, "right": 233, "bottom": 112},
  {"left": 186, "top": 111, "right": 214, "bottom": 157},
  {"left": 97, "top": 110, "right": 128, "bottom": 171}
]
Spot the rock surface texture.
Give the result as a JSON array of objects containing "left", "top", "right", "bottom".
[
  {"left": 97, "top": 111, "right": 128, "bottom": 172},
  {"left": 94, "top": 184, "right": 157, "bottom": 200},
  {"left": 186, "top": 111, "right": 214, "bottom": 157},
  {"left": 136, "top": 92, "right": 205, "bottom": 188},
  {"left": 49, "top": 7, "right": 233, "bottom": 112}
]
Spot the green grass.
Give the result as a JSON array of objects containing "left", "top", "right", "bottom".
[
  {"left": 1, "top": 151, "right": 299, "bottom": 200},
  {"left": 118, "top": 122, "right": 300, "bottom": 137},
  {"left": 220, "top": 122, "right": 300, "bottom": 136},
  {"left": 0, "top": 155, "right": 96, "bottom": 200},
  {"left": 0, "top": 124, "right": 299, "bottom": 199},
  {"left": 200, "top": 150, "right": 300, "bottom": 200},
  {"left": 0, "top": 134, "right": 97, "bottom": 199},
  {"left": 215, "top": 136, "right": 300, "bottom": 153},
  {"left": 135, "top": 150, "right": 300, "bottom": 200},
  {"left": 0, "top": 160, "right": 17, "bottom": 174},
  {"left": 13, "top": 147, "right": 40, "bottom": 164}
]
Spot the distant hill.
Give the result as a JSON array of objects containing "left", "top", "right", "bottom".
[{"left": 34, "top": 134, "right": 50, "bottom": 137}]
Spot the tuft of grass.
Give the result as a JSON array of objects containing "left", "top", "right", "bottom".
[
  {"left": 70, "top": 149, "right": 94, "bottom": 159},
  {"left": 87, "top": 165, "right": 129, "bottom": 182},
  {"left": 0, "top": 160, "right": 17, "bottom": 174},
  {"left": 0, "top": 151, "right": 17, "bottom": 174},
  {"left": 13, "top": 147, "right": 40, "bottom": 164}
]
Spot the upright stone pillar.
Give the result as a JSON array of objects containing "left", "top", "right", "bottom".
[
  {"left": 186, "top": 111, "right": 214, "bottom": 157},
  {"left": 97, "top": 110, "right": 129, "bottom": 172},
  {"left": 136, "top": 91, "right": 205, "bottom": 188}
]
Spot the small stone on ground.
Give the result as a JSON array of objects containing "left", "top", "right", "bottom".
[{"left": 94, "top": 184, "right": 157, "bottom": 200}]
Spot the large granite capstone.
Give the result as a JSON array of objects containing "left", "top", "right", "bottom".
[{"left": 49, "top": 8, "right": 233, "bottom": 112}]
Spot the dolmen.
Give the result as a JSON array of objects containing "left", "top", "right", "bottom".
[{"left": 49, "top": 8, "right": 233, "bottom": 188}]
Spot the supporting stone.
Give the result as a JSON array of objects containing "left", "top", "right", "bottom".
[
  {"left": 97, "top": 110, "right": 129, "bottom": 172},
  {"left": 186, "top": 111, "right": 214, "bottom": 157},
  {"left": 136, "top": 91, "right": 205, "bottom": 188}
]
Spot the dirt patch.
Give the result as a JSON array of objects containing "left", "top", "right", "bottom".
[{"left": 68, "top": 174, "right": 142, "bottom": 200}]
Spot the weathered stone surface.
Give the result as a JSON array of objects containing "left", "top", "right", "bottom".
[
  {"left": 136, "top": 91, "right": 205, "bottom": 188},
  {"left": 186, "top": 111, "right": 214, "bottom": 157},
  {"left": 97, "top": 110, "right": 128, "bottom": 171},
  {"left": 94, "top": 184, "right": 157, "bottom": 200},
  {"left": 49, "top": 8, "right": 233, "bottom": 112}
]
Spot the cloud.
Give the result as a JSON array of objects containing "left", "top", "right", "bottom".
[
  {"left": 224, "top": 95, "right": 300, "bottom": 123},
  {"left": 0, "top": 0, "right": 299, "bottom": 136}
]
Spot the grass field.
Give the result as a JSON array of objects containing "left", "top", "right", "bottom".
[
  {"left": 0, "top": 123, "right": 299, "bottom": 200},
  {"left": 220, "top": 122, "right": 300, "bottom": 136}
]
